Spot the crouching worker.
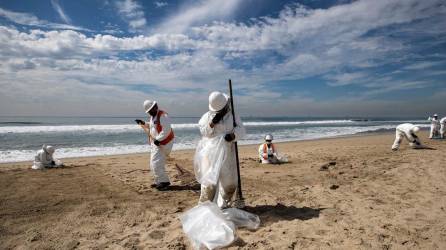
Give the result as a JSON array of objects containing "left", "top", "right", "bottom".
[
  {"left": 194, "top": 91, "right": 245, "bottom": 208},
  {"left": 392, "top": 123, "right": 422, "bottom": 151},
  {"left": 258, "top": 134, "right": 286, "bottom": 164},
  {"left": 139, "top": 100, "right": 175, "bottom": 191},
  {"left": 32, "top": 145, "right": 63, "bottom": 170}
]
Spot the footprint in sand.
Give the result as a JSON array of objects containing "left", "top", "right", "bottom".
[{"left": 149, "top": 230, "right": 165, "bottom": 240}]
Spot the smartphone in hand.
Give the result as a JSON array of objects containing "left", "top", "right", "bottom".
[{"left": 135, "top": 119, "right": 145, "bottom": 125}]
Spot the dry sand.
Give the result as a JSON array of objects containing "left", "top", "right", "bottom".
[{"left": 1, "top": 132, "right": 446, "bottom": 249}]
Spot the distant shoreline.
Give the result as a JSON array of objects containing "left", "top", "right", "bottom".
[{"left": 0, "top": 130, "right": 395, "bottom": 165}]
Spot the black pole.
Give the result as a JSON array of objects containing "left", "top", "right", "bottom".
[{"left": 228, "top": 79, "right": 244, "bottom": 203}]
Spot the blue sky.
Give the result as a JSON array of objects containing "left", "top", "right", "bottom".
[{"left": 0, "top": 0, "right": 445, "bottom": 117}]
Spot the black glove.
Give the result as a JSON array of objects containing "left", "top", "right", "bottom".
[
  {"left": 154, "top": 140, "right": 160, "bottom": 146},
  {"left": 211, "top": 105, "right": 229, "bottom": 124},
  {"left": 268, "top": 154, "right": 273, "bottom": 158},
  {"left": 212, "top": 112, "right": 224, "bottom": 124},
  {"left": 135, "top": 119, "right": 145, "bottom": 125},
  {"left": 224, "top": 133, "right": 235, "bottom": 142},
  {"left": 51, "top": 161, "right": 56, "bottom": 165}
]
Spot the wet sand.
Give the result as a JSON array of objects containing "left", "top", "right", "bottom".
[{"left": 1, "top": 132, "right": 446, "bottom": 249}]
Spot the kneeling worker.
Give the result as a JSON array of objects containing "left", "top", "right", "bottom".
[
  {"left": 32, "top": 145, "right": 63, "bottom": 169},
  {"left": 258, "top": 134, "right": 284, "bottom": 164},
  {"left": 391, "top": 123, "right": 422, "bottom": 151}
]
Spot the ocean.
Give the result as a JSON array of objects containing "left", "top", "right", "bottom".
[{"left": 0, "top": 116, "right": 430, "bottom": 163}]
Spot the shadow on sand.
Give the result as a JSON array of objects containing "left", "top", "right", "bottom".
[
  {"left": 245, "top": 203, "right": 324, "bottom": 226},
  {"left": 415, "top": 146, "right": 436, "bottom": 150},
  {"left": 165, "top": 184, "right": 201, "bottom": 191}
]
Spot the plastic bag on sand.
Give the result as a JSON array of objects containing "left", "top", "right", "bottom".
[
  {"left": 277, "top": 154, "right": 288, "bottom": 163},
  {"left": 194, "top": 136, "right": 230, "bottom": 186},
  {"left": 222, "top": 208, "right": 260, "bottom": 230},
  {"left": 181, "top": 201, "right": 236, "bottom": 250},
  {"left": 31, "top": 162, "right": 44, "bottom": 170}
]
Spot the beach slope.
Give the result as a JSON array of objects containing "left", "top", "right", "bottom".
[{"left": 1, "top": 132, "right": 446, "bottom": 249}]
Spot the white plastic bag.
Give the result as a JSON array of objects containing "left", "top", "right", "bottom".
[
  {"left": 276, "top": 154, "right": 288, "bottom": 163},
  {"left": 31, "top": 162, "right": 44, "bottom": 170},
  {"left": 194, "top": 136, "right": 230, "bottom": 186},
  {"left": 181, "top": 201, "right": 236, "bottom": 250},
  {"left": 222, "top": 208, "right": 260, "bottom": 230}
]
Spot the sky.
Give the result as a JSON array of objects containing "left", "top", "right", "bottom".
[{"left": 0, "top": 0, "right": 445, "bottom": 117}]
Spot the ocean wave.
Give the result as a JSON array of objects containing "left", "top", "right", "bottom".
[
  {"left": 0, "top": 123, "right": 430, "bottom": 163},
  {"left": 0, "top": 120, "right": 358, "bottom": 134},
  {"left": 0, "top": 121, "right": 43, "bottom": 125},
  {"left": 243, "top": 120, "right": 354, "bottom": 126}
]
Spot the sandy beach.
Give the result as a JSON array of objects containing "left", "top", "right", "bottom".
[{"left": 1, "top": 131, "right": 445, "bottom": 249}]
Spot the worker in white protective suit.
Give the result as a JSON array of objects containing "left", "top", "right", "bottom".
[
  {"left": 391, "top": 123, "right": 422, "bottom": 151},
  {"left": 428, "top": 114, "right": 440, "bottom": 139},
  {"left": 139, "top": 100, "right": 175, "bottom": 190},
  {"left": 258, "top": 134, "right": 282, "bottom": 164},
  {"left": 194, "top": 91, "right": 246, "bottom": 208},
  {"left": 440, "top": 117, "right": 446, "bottom": 139},
  {"left": 32, "top": 145, "right": 63, "bottom": 169}
]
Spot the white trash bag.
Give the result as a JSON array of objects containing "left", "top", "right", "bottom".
[
  {"left": 222, "top": 208, "right": 260, "bottom": 230},
  {"left": 181, "top": 201, "right": 236, "bottom": 250},
  {"left": 194, "top": 136, "right": 230, "bottom": 186},
  {"left": 277, "top": 154, "right": 288, "bottom": 163}
]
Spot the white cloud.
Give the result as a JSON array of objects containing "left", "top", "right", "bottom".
[
  {"left": 403, "top": 61, "right": 443, "bottom": 70},
  {"left": 1, "top": 0, "right": 445, "bottom": 116},
  {"left": 0, "top": 7, "right": 88, "bottom": 31},
  {"left": 156, "top": 0, "right": 242, "bottom": 33},
  {"left": 326, "top": 72, "right": 368, "bottom": 86},
  {"left": 363, "top": 80, "right": 430, "bottom": 96},
  {"left": 115, "top": 0, "right": 147, "bottom": 32},
  {"left": 50, "top": 0, "right": 72, "bottom": 24},
  {"left": 154, "top": 1, "right": 168, "bottom": 8}
]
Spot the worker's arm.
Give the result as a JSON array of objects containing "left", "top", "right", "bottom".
[
  {"left": 139, "top": 123, "right": 151, "bottom": 144},
  {"left": 199, "top": 112, "right": 215, "bottom": 137},
  {"left": 273, "top": 144, "right": 279, "bottom": 156},
  {"left": 155, "top": 114, "right": 172, "bottom": 141},
  {"left": 258, "top": 145, "right": 266, "bottom": 160},
  {"left": 42, "top": 152, "right": 54, "bottom": 166},
  {"left": 405, "top": 131, "right": 418, "bottom": 144}
]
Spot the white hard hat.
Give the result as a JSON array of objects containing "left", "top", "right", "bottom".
[
  {"left": 143, "top": 100, "right": 157, "bottom": 113},
  {"left": 265, "top": 134, "right": 273, "bottom": 141},
  {"left": 413, "top": 126, "right": 420, "bottom": 133},
  {"left": 434, "top": 114, "right": 438, "bottom": 117},
  {"left": 43, "top": 145, "right": 55, "bottom": 155},
  {"left": 208, "top": 91, "right": 229, "bottom": 112}
]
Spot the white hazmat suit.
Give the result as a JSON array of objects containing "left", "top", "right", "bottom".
[
  {"left": 391, "top": 123, "right": 422, "bottom": 150},
  {"left": 428, "top": 115, "right": 440, "bottom": 139},
  {"left": 440, "top": 117, "right": 446, "bottom": 139},
  {"left": 194, "top": 102, "right": 245, "bottom": 208},
  {"left": 32, "top": 145, "right": 61, "bottom": 169},
  {"left": 145, "top": 109, "right": 174, "bottom": 185},
  {"left": 258, "top": 143, "right": 280, "bottom": 164}
]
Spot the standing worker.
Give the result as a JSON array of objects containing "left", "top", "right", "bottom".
[
  {"left": 440, "top": 116, "right": 446, "bottom": 139},
  {"left": 139, "top": 100, "right": 175, "bottom": 191},
  {"left": 391, "top": 123, "right": 422, "bottom": 151},
  {"left": 194, "top": 91, "right": 245, "bottom": 208},
  {"left": 428, "top": 114, "right": 440, "bottom": 139}
]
